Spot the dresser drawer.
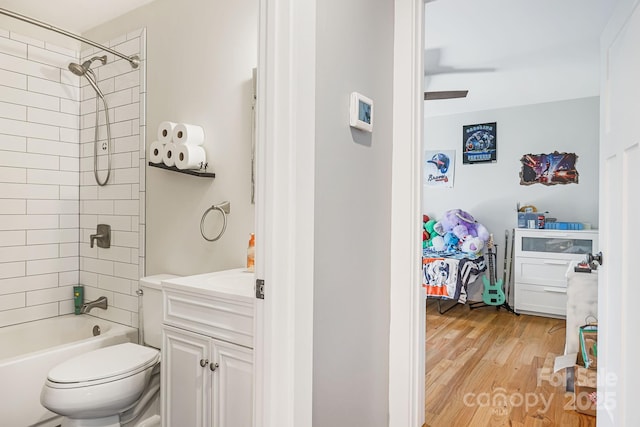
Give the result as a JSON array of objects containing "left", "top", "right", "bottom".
[
  {"left": 514, "top": 257, "right": 571, "bottom": 288},
  {"left": 163, "top": 289, "right": 254, "bottom": 348},
  {"left": 515, "top": 283, "right": 567, "bottom": 317}
]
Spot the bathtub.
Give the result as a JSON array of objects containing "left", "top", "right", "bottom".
[{"left": 0, "top": 314, "right": 137, "bottom": 427}]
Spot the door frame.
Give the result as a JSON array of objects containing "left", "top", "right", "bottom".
[{"left": 253, "top": 0, "right": 424, "bottom": 425}]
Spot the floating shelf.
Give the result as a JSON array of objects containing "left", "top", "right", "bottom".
[{"left": 148, "top": 162, "right": 216, "bottom": 178}]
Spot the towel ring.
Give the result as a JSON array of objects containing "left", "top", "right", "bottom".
[{"left": 200, "top": 201, "right": 230, "bottom": 242}]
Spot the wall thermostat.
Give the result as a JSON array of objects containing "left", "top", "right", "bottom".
[{"left": 349, "top": 92, "right": 373, "bottom": 132}]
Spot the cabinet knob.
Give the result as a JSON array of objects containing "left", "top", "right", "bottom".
[
  {"left": 200, "top": 359, "right": 209, "bottom": 367},
  {"left": 210, "top": 362, "right": 219, "bottom": 372}
]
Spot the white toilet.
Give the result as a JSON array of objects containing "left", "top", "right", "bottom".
[{"left": 40, "top": 274, "right": 177, "bottom": 427}]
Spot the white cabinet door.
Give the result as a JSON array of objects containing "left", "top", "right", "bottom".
[
  {"left": 162, "top": 326, "right": 211, "bottom": 427},
  {"left": 211, "top": 339, "right": 254, "bottom": 427}
]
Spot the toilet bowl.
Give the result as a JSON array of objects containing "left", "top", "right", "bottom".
[{"left": 40, "top": 275, "right": 177, "bottom": 427}]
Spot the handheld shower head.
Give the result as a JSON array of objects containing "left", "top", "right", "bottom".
[{"left": 68, "top": 55, "right": 107, "bottom": 76}]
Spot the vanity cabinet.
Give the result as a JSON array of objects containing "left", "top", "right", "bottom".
[
  {"left": 514, "top": 228, "right": 598, "bottom": 318},
  {"left": 160, "top": 270, "right": 254, "bottom": 427}
]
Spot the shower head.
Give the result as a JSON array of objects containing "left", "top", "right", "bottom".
[{"left": 68, "top": 55, "right": 107, "bottom": 76}]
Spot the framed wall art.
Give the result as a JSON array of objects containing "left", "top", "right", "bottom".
[
  {"left": 462, "top": 122, "right": 497, "bottom": 164},
  {"left": 424, "top": 150, "right": 455, "bottom": 188},
  {"left": 519, "top": 151, "right": 579, "bottom": 185}
]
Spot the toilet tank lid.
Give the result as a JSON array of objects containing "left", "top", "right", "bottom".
[
  {"left": 140, "top": 274, "right": 179, "bottom": 290},
  {"left": 47, "top": 343, "right": 159, "bottom": 384}
]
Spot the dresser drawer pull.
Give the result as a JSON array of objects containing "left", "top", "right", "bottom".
[{"left": 543, "top": 287, "right": 566, "bottom": 294}]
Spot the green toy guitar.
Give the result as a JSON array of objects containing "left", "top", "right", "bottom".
[{"left": 482, "top": 234, "right": 506, "bottom": 306}]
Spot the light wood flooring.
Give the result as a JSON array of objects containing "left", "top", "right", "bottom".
[{"left": 425, "top": 301, "right": 596, "bottom": 426}]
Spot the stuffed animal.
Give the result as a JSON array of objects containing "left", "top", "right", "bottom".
[
  {"left": 460, "top": 235, "right": 484, "bottom": 255},
  {"left": 431, "top": 235, "right": 445, "bottom": 252},
  {"left": 424, "top": 219, "right": 438, "bottom": 247},
  {"left": 434, "top": 209, "right": 490, "bottom": 243},
  {"left": 443, "top": 232, "right": 459, "bottom": 251}
]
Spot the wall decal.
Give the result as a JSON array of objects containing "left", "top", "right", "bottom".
[
  {"left": 463, "top": 122, "right": 497, "bottom": 164},
  {"left": 519, "top": 152, "right": 579, "bottom": 185},
  {"left": 424, "top": 150, "right": 455, "bottom": 188}
]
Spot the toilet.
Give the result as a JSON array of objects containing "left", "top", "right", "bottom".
[{"left": 40, "top": 274, "right": 177, "bottom": 427}]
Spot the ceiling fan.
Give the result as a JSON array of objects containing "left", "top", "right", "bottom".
[{"left": 424, "top": 90, "right": 468, "bottom": 101}]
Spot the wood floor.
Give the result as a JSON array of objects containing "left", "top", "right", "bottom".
[{"left": 425, "top": 301, "right": 596, "bottom": 427}]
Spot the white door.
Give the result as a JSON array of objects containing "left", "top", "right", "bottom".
[{"left": 598, "top": 0, "right": 640, "bottom": 424}]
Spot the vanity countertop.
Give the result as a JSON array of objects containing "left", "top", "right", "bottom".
[{"left": 161, "top": 268, "right": 254, "bottom": 300}]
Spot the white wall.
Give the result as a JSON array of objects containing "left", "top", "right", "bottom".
[
  {"left": 424, "top": 96, "right": 599, "bottom": 287},
  {"left": 83, "top": 0, "right": 258, "bottom": 277},
  {"left": 312, "top": 0, "right": 394, "bottom": 425}
]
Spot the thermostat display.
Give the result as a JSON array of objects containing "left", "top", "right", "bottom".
[{"left": 350, "top": 92, "right": 373, "bottom": 132}]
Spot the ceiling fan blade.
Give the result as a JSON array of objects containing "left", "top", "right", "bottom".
[{"left": 424, "top": 90, "right": 468, "bottom": 100}]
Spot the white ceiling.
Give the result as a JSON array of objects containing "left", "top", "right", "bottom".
[
  {"left": 0, "top": 0, "right": 155, "bottom": 34},
  {"left": 0, "top": 0, "right": 618, "bottom": 118},
  {"left": 424, "top": 0, "right": 618, "bottom": 117}
]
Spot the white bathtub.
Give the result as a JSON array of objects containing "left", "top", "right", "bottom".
[{"left": 0, "top": 315, "right": 137, "bottom": 427}]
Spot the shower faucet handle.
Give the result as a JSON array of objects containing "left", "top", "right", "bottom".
[{"left": 90, "top": 224, "right": 111, "bottom": 249}]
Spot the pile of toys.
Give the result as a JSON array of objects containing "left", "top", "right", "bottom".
[{"left": 423, "top": 209, "right": 490, "bottom": 256}]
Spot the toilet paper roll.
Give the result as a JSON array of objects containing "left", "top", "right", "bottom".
[
  {"left": 162, "top": 143, "right": 177, "bottom": 167},
  {"left": 149, "top": 141, "right": 164, "bottom": 164},
  {"left": 175, "top": 144, "right": 207, "bottom": 170},
  {"left": 172, "top": 123, "right": 205, "bottom": 145},
  {"left": 157, "top": 121, "right": 177, "bottom": 144}
]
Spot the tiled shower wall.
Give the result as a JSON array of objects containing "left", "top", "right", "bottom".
[{"left": 0, "top": 28, "right": 146, "bottom": 328}]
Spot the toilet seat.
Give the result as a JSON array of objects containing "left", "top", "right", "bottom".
[{"left": 46, "top": 343, "right": 159, "bottom": 389}]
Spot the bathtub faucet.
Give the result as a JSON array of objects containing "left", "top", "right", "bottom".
[{"left": 80, "top": 296, "right": 108, "bottom": 314}]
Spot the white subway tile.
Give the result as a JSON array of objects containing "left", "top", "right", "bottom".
[
  {"left": 115, "top": 135, "right": 139, "bottom": 153},
  {"left": 0, "top": 51, "right": 59, "bottom": 83},
  {"left": 98, "top": 245, "right": 131, "bottom": 263},
  {"left": 27, "top": 257, "right": 78, "bottom": 275},
  {"left": 0, "top": 183, "right": 58, "bottom": 199},
  {"left": 0, "top": 166, "right": 26, "bottom": 183},
  {"left": 114, "top": 70, "right": 140, "bottom": 92},
  {"left": 0, "top": 101, "right": 26, "bottom": 120},
  {"left": 27, "top": 200, "right": 79, "bottom": 215},
  {"left": 59, "top": 214, "right": 79, "bottom": 229},
  {"left": 0, "top": 303, "right": 58, "bottom": 327},
  {"left": 58, "top": 299, "right": 74, "bottom": 315},
  {"left": 0, "top": 85, "right": 59, "bottom": 111},
  {"left": 0, "top": 244, "right": 58, "bottom": 262},
  {"left": 114, "top": 167, "right": 139, "bottom": 184},
  {"left": 0, "top": 35, "right": 27, "bottom": 57},
  {"left": 82, "top": 257, "right": 114, "bottom": 276},
  {"left": 81, "top": 200, "right": 114, "bottom": 215},
  {"left": 0, "top": 68, "right": 27, "bottom": 89},
  {"left": 98, "top": 274, "right": 132, "bottom": 294},
  {"left": 97, "top": 304, "right": 132, "bottom": 327},
  {"left": 105, "top": 88, "right": 133, "bottom": 109},
  {"left": 130, "top": 248, "right": 139, "bottom": 264},
  {"left": 2, "top": 196, "right": 23, "bottom": 219},
  {"left": 79, "top": 270, "right": 97, "bottom": 287},
  {"left": 114, "top": 103, "right": 139, "bottom": 123},
  {"left": 112, "top": 152, "right": 133, "bottom": 169},
  {"left": 44, "top": 42, "right": 78, "bottom": 59},
  {"left": 79, "top": 185, "right": 97, "bottom": 200},
  {"left": 82, "top": 285, "right": 112, "bottom": 305},
  {"left": 60, "top": 185, "right": 80, "bottom": 200},
  {"left": 0, "top": 273, "right": 58, "bottom": 295},
  {"left": 26, "top": 285, "right": 73, "bottom": 306},
  {"left": 0, "top": 214, "right": 58, "bottom": 230},
  {"left": 59, "top": 243, "right": 78, "bottom": 257},
  {"left": 60, "top": 98, "right": 79, "bottom": 115},
  {"left": 132, "top": 217, "right": 139, "bottom": 232},
  {"left": 60, "top": 127, "right": 79, "bottom": 143},
  {"left": 27, "top": 229, "right": 78, "bottom": 245},
  {"left": 80, "top": 214, "right": 98, "bottom": 229},
  {"left": 114, "top": 261, "right": 138, "bottom": 280},
  {"left": 0, "top": 293, "right": 25, "bottom": 312},
  {"left": 27, "top": 107, "right": 79, "bottom": 130},
  {"left": 60, "top": 157, "right": 79, "bottom": 172},
  {"left": 0, "top": 230, "right": 25, "bottom": 246},
  {"left": 0, "top": 261, "right": 25, "bottom": 279},
  {"left": 0, "top": 150, "right": 59, "bottom": 170},
  {"left": 97, "top": 215, "right": 131, "bottom": 231},
  {"left": 0, "top": 117, "right": 59, "bottom": 140},
  {"left": 10, "top": 32, "right": 44, "bottom": 48},
  {"left": 59, "top": 270, "right": 79, "bottom": 287},
  {"left": 114, "top": 200, "right": 138, "bottom": 216},
  {"left": 27, "top": 169, "right": 78, "bottom": 186},
  {"left": 0, "top": 134, "right": 27, "bottom": 152},
  {"left": 27, "top": 138, "right": 79, "bottom": 157},
  {"left": 114, "top": 292, "right": 137, "bottom": 311},
  {"left": 28, "top": 76, "right": 79, "bottom": 101},
  {"left": 28, "top": 45, "right": 75, "bottom": 69},
  {"left": 97, "top": 184, "right": 132, "bottom": 200}
]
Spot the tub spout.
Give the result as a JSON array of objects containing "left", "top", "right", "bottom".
[{"left": 80, "top": 296, "right": 108, "bottom": 314}]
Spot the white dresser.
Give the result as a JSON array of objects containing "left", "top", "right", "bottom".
[{"left": 514, "top": 228, "right": 598, "bottom": 318}]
